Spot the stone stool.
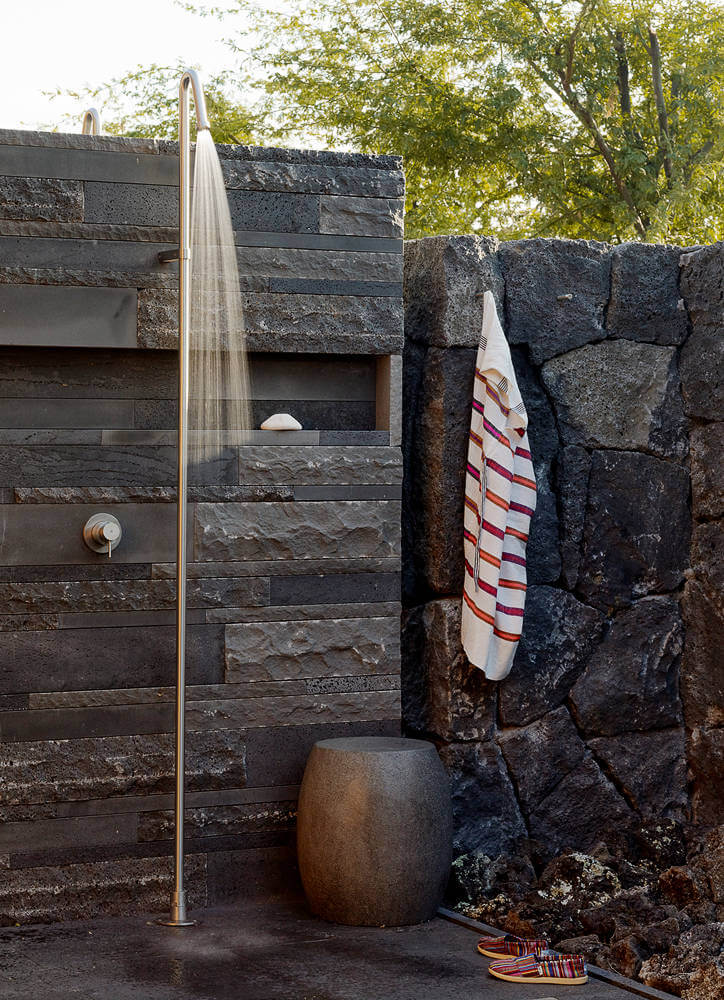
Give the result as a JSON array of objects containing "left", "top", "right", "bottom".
[{"left": 297, "top": 736, "right": 453, "bottom": 926}]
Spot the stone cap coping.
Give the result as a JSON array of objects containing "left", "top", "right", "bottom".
[{"left": 0, "top": 128, "right": 403, "bottom": 170}]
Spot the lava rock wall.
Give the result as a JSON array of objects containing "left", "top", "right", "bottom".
[{"left": 403, "top": 235, "right": 723, "bottom": 862}]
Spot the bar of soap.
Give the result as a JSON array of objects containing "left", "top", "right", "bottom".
[{"left": 260, "top": 413, "right": 303, "bottom": 431}]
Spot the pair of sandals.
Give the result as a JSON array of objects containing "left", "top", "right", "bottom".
[{"left": 477, "top": 934, "right": 588, "bottom": 986}]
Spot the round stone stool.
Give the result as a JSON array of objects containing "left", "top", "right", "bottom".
[{"left": 297, "top": 736, "right": 453, "bottom": 926}]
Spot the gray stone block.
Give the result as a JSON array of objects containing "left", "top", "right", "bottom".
[
  {"left": 225, "top": 615, "right": 400, "bottom": 681},
  {"left": 0, "top": 346, "right": 176, "bottom": 399},
  {"left": 0, "top": 263, "right": 174, "bottom": 289},
  {"left": 0, "top": 577, "right": 269, "bottom": 614},
  {"left": 320, "top": 196, "right": 404, "bottom": 238},
  {"left": 680, "top": 579, "right": 724, "bottom": 730},
  {"left": 138, "top": 800, "right": 296, "bottom": 843},
  {"left": 578, "top": 450, "right": 690, "bottom": 608},
  {"left": 228, "top": 189, "right": 321, "bottom": 233},
  {"left": 0, "top": 562, "right": 151, "bottom": 582},
  {"left": 252, "top": 399, "right": 375, "bottom": 430},
  {"left": 0, "top": 141, "right": 178, "bottom": 184},
  {"left": 152, "top": 556, "right": 399, "bottom": 579},
  {"left": 0, "top": 176, "right": 83, "bottom": 222},
  {"left": 0, "top": 235, "right": 169, "bottom": 273},
  {"left": 497, "top": 705, "right": 586, "bottom": 818},
  {"left": 268, "top": 277, "right": 401, "bottom": 297},
  {"left": 269, "top": 572, "right": 400, "bottom": 606},
  {"left": 242, "top": 292, "right": 403, "bottom": 355},
  {"left": 206, "top": 601, "right": 401, "bottom": 624},
  {"left": 0, "top": 285, "right": 137, "bottom": 349},
  {"left": 542, "top": 340, "right": 687, "bottom": 460},
  {"left": 403, "top": 235, "right": 503, "bottom": 347},
  {"left": 242, "top": 719, "right": 401, "bottom": 787},
  {"left": 82, "top": 182, "right": 177, "bottom": 227},
  {"left": 690, "top": 423, "right": 724, "bottom": 520},
  {"left": 556, "top": 446, "right": 591, "bottom": 590},
  {"left": 236, "top": 245, "right": 402, "bottom": 283},
  {"left": 500, "top": 238, "right": 611, "bottom": 363},
  {"left": 438, "top": 740, "right": 526, "bottom": 858},
  {"left": 293, "top": 485, "right": 401, "bottom": 500},
  {"left": 185, "top": 690, "right": 401, "bottom": 731},
  {"left": 498, "top": 586, "right": 604, "bottom": 727},
  {"left": 0, "top": 502, "right": 177, "bottom": 565},
  {"left": 222, "top": 159, "right": 404, "bottom": 198},
  {"left": 0, "top": 703, "right": 174, "bottom": 742},
  {"left": 679, "top": 245, "right": 724, "bottom": 420},
  {"left": 194, "top": 501, "right": 401, "bottom": 562},
  {"left": 238, "top": 446, "right": 401, "bottom": 486},
  {"left": 588, "top": 729, "right": 688, "bottom": 818},
  {"left": 0, "top": 430, "right": 101, "bottom": 445},
  {"left": 0, "top": 854, "right": 207, "bottom": 924},
  {"left": 319, "top": 431, "right": 390, "bottom": 445},
  {"left": 0, "top": 624, "right": 224, "bottom": 693},
  {"left": 250, "top": 353, "right": 377, "bottom": 401},
  {"left": 0, "top": 729, "right": 245, "bottom": 806},
  {"left": 607, "top": 243, "right": 688, "bottom": 344},
  {"left": 0, "top": 398, "right": 134, "bottom": 430},
  {"left": 569, "top": 596, "right": 683, "bottom": 736},
  {"left": 305, "top": 674, "right": 400, "bottom": 695},
  {"left": 528, "top": 755, "right": 633, "bottom": 858},
  {"left": 401, "top": 598, "right": 496, "bottom": 742}
]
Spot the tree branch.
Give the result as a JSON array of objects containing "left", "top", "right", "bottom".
[{"left": 648, "top": 28, "right": 673, "bottom": 183}]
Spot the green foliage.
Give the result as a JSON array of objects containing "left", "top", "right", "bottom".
[{"left": 61, "top": 0, "right": 724, "bottom": 243}]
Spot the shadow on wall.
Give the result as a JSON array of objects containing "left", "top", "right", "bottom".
[{"left": 401, "top": 235, "right": 723, "bottom": 864}]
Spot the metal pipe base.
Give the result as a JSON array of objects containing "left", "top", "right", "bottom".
[{"left": 156, "top": 890, "right": 196, "bottom": 927}]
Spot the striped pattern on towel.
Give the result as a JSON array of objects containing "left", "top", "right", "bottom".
[{"left": 461, "top": 291, "right": 537, "bottom": 681}]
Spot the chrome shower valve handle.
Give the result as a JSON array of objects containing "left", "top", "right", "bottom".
[{"left": 82, "top": 513, "right": 122, "bottom": 558}]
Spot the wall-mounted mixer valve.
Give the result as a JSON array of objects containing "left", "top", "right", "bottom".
[{"left": 82, "top": 513, "right": 122, "bottom": 558}]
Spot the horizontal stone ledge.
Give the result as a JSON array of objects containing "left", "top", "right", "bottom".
[
  {"left": 0, "top": 266, "right": 176, "bottom": 288},
  {"left": 0, "top": 284, "right": 137, "bottom": 349},
  {"left": 0, "top": 128, "right": 402, "bottom": 169},
  {"left": 152, "top": 556, "right": 400, "bottom": 578},
  {"left": 14, "top": 485, "right": 294, "bottom": 502},
  {"left": 268, "top": 571, "right": 401, "bottom": 606},
  {"left": 205, "top": 601, "right": 401, "bottom": 624},
  {"left": 0, "top": 577, "right": 270, "bottom": 615},
  {"left": 0, "top": 729, "right": 246, "bottom": 806},
  {"left": 221, "top": 160, "right": 404, "bottom": 198},
  {"left": 138, "top": 801, "right": 297, "bottom": 844},
  {"left": 0, "top": 690, "right": 401, "bottom": 742},
  {"left": 29, "top": 675, "right": 401, "bottom": 710},
  {"left": 0, "top": 397, "right": 135, "bottom": 432},
  {"left": 0, "top": 234, "right": 171, "bottom": 273},
  {"left": 0, "top": 813, "right": 138, "bottom": 854},
  {"left": 1, "top": 785, "right": 297, "bottom": 824},
  {"left": 0, "top": 219, "right": 179, "bottom": 242}
]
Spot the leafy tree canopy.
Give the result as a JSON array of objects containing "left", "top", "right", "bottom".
[{"left": 61, "top": 0, "right": 724, "bottom": 243}]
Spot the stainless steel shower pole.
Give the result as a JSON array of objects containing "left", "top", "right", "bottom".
[
  {"left": 81, "top": 108, "right": 102, "bottom": 135},
  {"left": 158, "top": 69, "right": 210, "bottom": 928}
]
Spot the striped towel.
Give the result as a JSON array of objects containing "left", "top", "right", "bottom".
[{"left": 461, "top": 291, "right": 537, "bottom": 680}]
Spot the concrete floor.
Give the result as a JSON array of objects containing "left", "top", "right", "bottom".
[{"left": 1, "top": 897, "right": 648, "bottom": 1000}]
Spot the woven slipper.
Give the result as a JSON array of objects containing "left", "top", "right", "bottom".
[
  {"left": 477, "top": 933, "right": 549, "bottom": 959},
  {"left": 488, "top": 952, "right": 588, "bottom": 985}
]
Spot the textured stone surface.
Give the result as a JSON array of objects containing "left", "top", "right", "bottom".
[
  {"left": 407, "top": 346, "right": 475, "bottom": 595},
  {"left": 589, "top": 729, "right": 688, "bottom": 817},
  {"left": 680, "top": 580, "right": 724, "bottom": 729},
  {"left": 401, "top": 599, "right": 496, "bottom": 742},
  {"left": 137, "top": 286, "right": 176, "bottom": 349},
  {"left": 0, "top": 177, "right": 83, "bottom": 222},
  {"left": 497, "top": 706, "right": 586, "bottom": 817},
  {"left": 690, "top": 520, "right": 724, "bottom": 596},
  {"left": 403, "top": 236, "right": 504, "bottom": 347},
  {"left": 679, "top": 245, "right": 724, "bottom": 419},
  {"left": 578, "top": 450, "right": 690, "bottom": 608},
  {"left": 607, "top": 243, "right": 687, "bottom": 344},
  {"left": 542, "top": 340, "right": 687, "bottom": 459},
  {"left": 498, "top": 586, "right": 603, "bottom": 727},
  {"left": 238, "top": 446, "right": 402, "bottom": 486},
  {"left": 195, "top": 500, "right": 400, "bottom": 563},
  {"left": 557, "top": 445, "right": 591, "bottom": 589},
  {"left": 0, "top": 577, "right": 268, "bottom": 614},
  {"left": 690, "top": 424, "right": 724, "bottom": 520},
  {"left": 320, "top": 195, "right": 404, "bottom": 238},
  {"left": 138, "top": 801, "right": 296, "bottom": 842},
  {"left": 528, "top": 756, "right": 633, "bottom": 857},
  {"left": 225, "top": 616, "right": 400, "bottom": 682},
  {"left": 500, "top": 239, "right": 611, "bottom": 363},
  {"left": 570, "top": 597, "right": 683, "bottom": 737},
  {"left": 0, "top": 730, "right": 246, "bottom": 806},
  {"left": 221, "top": 159, "right": 404, "bottom": 197},
  {"left": 438, "top": 741, "right": 526, "bottom": 858},
  {"left": 688, "top": 726, "right": 724, "bottom": 827}
]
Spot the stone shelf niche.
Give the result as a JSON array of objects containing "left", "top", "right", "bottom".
[{"left": 0, "top": 128, "right": 404, "bottom": 924}]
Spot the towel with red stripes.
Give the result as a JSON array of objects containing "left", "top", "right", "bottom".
[{"left": 461, "top": 291, "right": 537, "bottom": 680}]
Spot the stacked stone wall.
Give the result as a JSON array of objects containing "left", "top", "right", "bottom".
[{"left": 402, "top": 235, "right": 723, "bottom": 863}]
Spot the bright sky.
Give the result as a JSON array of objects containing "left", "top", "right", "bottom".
[{"left": 1, "top": 0, "right": 240, "bottom": 131}]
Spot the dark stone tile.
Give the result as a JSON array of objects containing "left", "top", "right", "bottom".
[
  {"left": 319, "top": 431, "right": 390, "bottom": 445},
  {"left": 251, "top": 399, "right": 375, "bottom": 430},
  {"left": 244, "top": 719, "right": 400, "bottom": 786},
  {"left": 0, "top": 285, "right": 137, "bottom": 349},
  {"left": 293, "top": 485, "right": 402, "bottom": 500},
  {"left": 0, "top": 814, "right": 138, "bottom": 853},
  {"left": 0, "top": 563, "right": 152, "bottom": 582},
  {"left": 270, "top": 572, "right": 401, "bottom": 606},
  {"left": 0, "top": 703, "right": 175, "bottom": 742},
  {"left": 0, "top": 347, "right": 176, "bottom": 399},
  {"left": 268, "top": 277, "right": 401, "bottom": 297},
  {"left": 0, "top": 624, "right": 225, "bottom": 693},
  {"left": 0, "top": 176, "right": 83, "bottom": 222},
  {"left": 0, "top": 235, "right": 169, "bottom": 273},
  {"left": 607, "top": 243, "right": 687, "bottom": 345},
  {"left": 0, "top": 142, "right": 178, "bottom": 184},
  {"left": 221, "top": 159, "right": 404, "bottom": 197},
  {"left": 0, "top": 694, "right": 28, "bottom": 711},
  {"left": 0, "top": 398, "right": 134, "bottom": 429}
]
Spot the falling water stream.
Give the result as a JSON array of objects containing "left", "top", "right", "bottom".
[{"left": 189, "top": 130, "right": 251, "bottom": 467}]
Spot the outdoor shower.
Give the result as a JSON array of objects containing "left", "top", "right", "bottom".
[
  {"left": 81, "top": 108, "right": 101, "bottom": 135},
  {"left": 157, "top": 69, "right": 250, "bottom": 927}
]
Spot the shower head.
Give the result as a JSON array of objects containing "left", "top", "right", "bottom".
[
  {"left": 81, "top": 108, "right": 102, "bottom": 135},
  {"left": 180, "top": 69, "right": 211, "bottom": 132}
]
